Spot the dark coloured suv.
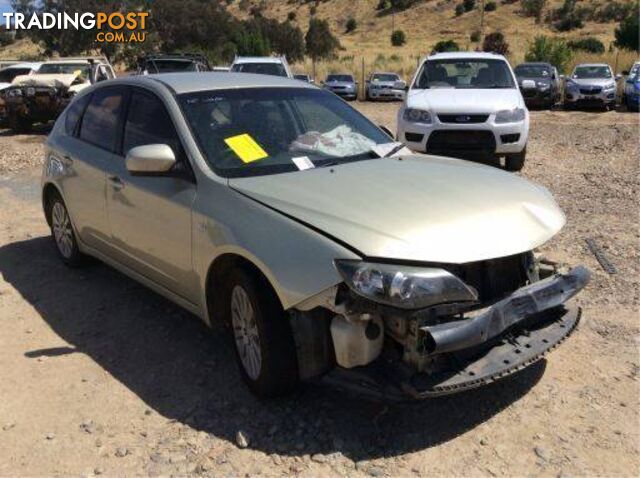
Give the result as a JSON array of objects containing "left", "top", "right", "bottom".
[{"left": 514, "top": 62, "right": 561, "bottom": 109}]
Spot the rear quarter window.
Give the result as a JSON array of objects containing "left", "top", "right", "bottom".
[{"left": 64, "top": 94, "right": 91, "bottom": 136}]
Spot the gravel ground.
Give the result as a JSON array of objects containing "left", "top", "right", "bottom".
[{"left": 0, "top": 106, "right": 638, "bottom": 477}]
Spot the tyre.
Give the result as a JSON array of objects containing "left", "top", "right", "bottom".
[
  {"left": 505, "top": 147, "right": 526, "bottom": 172},
  {"left": 46, "top": 191, "right": 85, "bottom": 266},
  {"left": 9, "top": 113, "right": 32, "bottom": 133},
  {"left": 228, "top": 268, "right": 299, "bottom": 398}
]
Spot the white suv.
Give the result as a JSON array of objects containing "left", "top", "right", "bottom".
[
  {"left": 397, "top": 52, "right": 529, "bottom": 171},
  {"left": 230, "top": 56, "right": 292, "bottom": 78}
]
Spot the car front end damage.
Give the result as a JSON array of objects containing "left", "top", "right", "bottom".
[
  {"left": 3, "top": 74, "right": 84, "bottom": 129},
  {"left": 291, "top": 252, "right": 589, "bottom": 400}
]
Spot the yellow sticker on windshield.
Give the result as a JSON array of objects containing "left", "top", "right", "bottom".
[
  {"left": 73, "top": 69, "right": 82, "bottom": 76},
  {"left": 224, "top": 134, "right": 268, "bottom": 163}
]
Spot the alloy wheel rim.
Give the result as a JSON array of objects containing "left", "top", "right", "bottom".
[
  {"left": 51, "top": 202, "right": 74, "bottom": 259},
  {"left": 231, "top": 285, "right": 262, "bottom": 380}
]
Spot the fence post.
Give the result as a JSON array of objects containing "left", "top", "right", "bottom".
[{"left": 361, "top": 57, "right": 365, "bottom": 101}]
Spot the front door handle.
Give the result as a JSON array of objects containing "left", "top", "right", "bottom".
[{"left": 108, "top": 175, "right": 124, "bottom": 191}]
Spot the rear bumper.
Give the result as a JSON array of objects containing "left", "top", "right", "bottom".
[{"left": 321, "top": 267, "right": 589, "bottom": 400}]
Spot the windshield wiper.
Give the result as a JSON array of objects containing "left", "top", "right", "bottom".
[{"left": 382, "top": 143, "right": 406, "bottom": 158}]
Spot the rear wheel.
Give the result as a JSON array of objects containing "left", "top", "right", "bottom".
[
  {"left": 505, "top": 147, "right": 526, "bottom": 172},
  {"left": 46, "top": 192, "right": 85, "bottom": 266},
  {"left": 228, "top": 268, "right": 299, "bottom": 398}
]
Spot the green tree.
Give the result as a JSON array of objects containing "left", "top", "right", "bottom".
[
  {"left": 525, "top": 35, "right": 573, "bottom": 72},
  {"left": 521, "top": 0, "right": 546, "bottom": 23},
  {"left": 482, "top": 31, "right": 509, "bottom": 55},
  {"left": 305, "top": 18, "right": 340, "bottom": 76},
  {"left": 567, "top": 37, "right": 605, "bottom": 54},
  {"left": 391, "top": 29, "right": 406, "bottom": 46},
  {"left": 432, "top": 39, "right": 459, "bottom": 54},
  {"left": 614, "top": 11, "right": 639, "bottom": 51},
  {"left": 463, "top": 0, "right": 475, "bottom": 12},
  {"left": 346, "top": 17, "right": 357, "bottom": 33}
]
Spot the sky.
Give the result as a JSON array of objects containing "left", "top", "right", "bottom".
[{"left": 0, "top": 0, "right": 13, "bottom": 22}]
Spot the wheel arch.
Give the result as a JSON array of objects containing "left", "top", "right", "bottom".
[
  {"left": 42, "top": 182, "right": 64, "bottom": 227},
  {"left": 204, "top": 252, "right": 284, "bottom": 328}
]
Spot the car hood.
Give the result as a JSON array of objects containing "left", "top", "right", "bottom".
[
  {"left": 228, "top": 155, "right": 565, "bottom": 264},
  {"left": 326, "top": 81, "right": 355, "bottom": 87},
  {"left": 0, "top": 82, "right": 11, "bottom": 90},
  {"left": 12, "top": 73, "right": 80, "bottom": 88},
  {"left": 407, "top": 88, "right": 522, "bottom": 113},
  {"left": 569, "top": 78, "right": 612, "bottom": 87}
]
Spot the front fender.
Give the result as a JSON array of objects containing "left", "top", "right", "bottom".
[{"left": 193, "top": 183, "right": 361, "bottom": 322}]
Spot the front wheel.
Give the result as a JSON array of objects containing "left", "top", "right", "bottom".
[
  {"left": 505, "top": 147, "right": 526, "bottom": 172},
  {"left": 46, "top": 192, "right": 85, "bottom": 266},
  {"left": 228, "top": 269, "right": 299, "bottom": 398}
]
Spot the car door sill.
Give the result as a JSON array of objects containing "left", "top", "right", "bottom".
[{"left": 79, "top": 241, "right": 203, "bottom": 320}]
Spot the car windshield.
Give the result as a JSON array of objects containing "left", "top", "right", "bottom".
[
  {"left": 515, "top": 65, "right": 550, "bottom": 78},
  {"left": 180, "top": 87, "right": 391, "bottom": 178},
  {"left": 327, "top": 75, "right": 353, "bottom": 82},
  {"left": 371, "top": 74, "right": 399, "bottom": 82},
  {"left": 145, "top": 59, "right": 198, "bottom": 73},
  {"left": 38, "top": 63, "right": 91, "bottom": 78},
  {"left": 231, "top": 63, "right": 287, "bottom": 77},
  {"left": 0, "top": 67, "right": 32, "bottom": 83},
  {"left": 573, "top": 66, "right": 611, "bottom": 79},
  {"left": 415, "top": 58, "right": 515, "bottom": 89}
]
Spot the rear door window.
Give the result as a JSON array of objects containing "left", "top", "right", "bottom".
[{"left": 79, "top": 88, "right": 125, "bottom": 151}]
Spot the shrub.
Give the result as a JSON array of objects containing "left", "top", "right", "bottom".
[
  {"left": 470, "top": 30, "right": 481, "bottom": 42},
  {"left": 484, "top": 2, "right": 497, "bottom": 12},
  {"left": 521, "top": 0, "right": 546, "bottom": 23},
  {"left": 310, "top": 5, "right": 317, "bottom": 15},
  {"left": 567, "top": 37, "right": 605, "bottom": 54},
  {"left": 614, "top": 11, "right": 640, "bottom": 52},
  {"left": 552, "top": 0, "right": 585, "bottom": 32},
  {"left": 463, "top": 0, "right": 475, "bottom": 12},
  {"left": 595, "top": 1, "right": 634, "bottom": 23},
  {"left": 432, "top": 39, "right": 460, "bottom": 54},
  {"left": 525, "top": 35, "right": 573, "bottom": 72},
  {"left": 391, "top": 29, "right": 407, "bottom": 46},
  {"left": 287, "top": 11, "right": 296, "bottom": 21},
  {"left": 482, "top": 31, "right": 509, "bottom": 54},
  {"left": 345, "top": 17, "right": 357, "bottom": 33},
  {"left": 455, "top": 3, "right": 465, "bottom": 16}
]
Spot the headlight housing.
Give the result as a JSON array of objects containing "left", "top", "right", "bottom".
[
  {"left": 495, "top": 107, "right": 526, "bottom": 123},
  {"left": 537, "top": 82, "right": 550, "bottom": 90},
  {"left": 402, "top": 108, "right": 432, "bottom": 124},
  {"left": 6, "top": 89, "right": 22, "bottom": 98},
  {"left": 335, "top": 260, "right": 478, "bottom": 310},
  {"left": 603, "top": 82, "right": 616, "bottom": 90},
  {"left": 565, "top": 80, "right": 578, "bottom": 90}
]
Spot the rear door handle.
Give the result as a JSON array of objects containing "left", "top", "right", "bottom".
[{"left": 108, "top": 175, "right": 124, "bottom": 191}]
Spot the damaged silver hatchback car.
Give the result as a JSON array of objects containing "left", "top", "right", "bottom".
[{"left": 41, "top": 73, "right": 589, "bottom": 399}]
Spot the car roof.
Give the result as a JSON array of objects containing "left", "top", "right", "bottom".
[
  {"left": 427, "top": 51, "right": 506, "bottom": 60},
  {"left": 232, "top": 57, "right": 284, "bottom": 64},
  {"left": 117, "top": 72, "right": 316, "bottom": 94},
  {"left": 370, "top": 71, "right": 399, "bottom": 76},
  {"left": 327, "top": 73, "right": 353, "bottom": 77},
  {"left": 0, "top": 62, "right": 41, "bottom": 70},
  {"left": 516, "top": 62, "right": 552, "bottom": 67},
  {"left": 574, "top": 63, "right": 610, "bottom": 68}
]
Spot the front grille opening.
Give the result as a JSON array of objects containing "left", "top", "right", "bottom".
[
  {"left": 426, "top": 130, "right": 496, "bottom": 158},
  {"left": 405, "top": 132, "right": 425, "bottom": 143},
  {"left": 437, "top": 114, "right": 489, "bottom": 124},
  {"left": 501, "top": 133, "right": 520, "bottom": 144}
]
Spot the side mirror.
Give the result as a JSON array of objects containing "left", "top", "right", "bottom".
[
  {"left": 379, "top": 125, "right": 394, "bottom": 138},
  {"left": 126, "top": 144, "right": 176, "bottom": 175}
]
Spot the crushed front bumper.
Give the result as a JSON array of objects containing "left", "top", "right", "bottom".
[{"left": 322, "top": 267, "right": 589, "bottom": 400}]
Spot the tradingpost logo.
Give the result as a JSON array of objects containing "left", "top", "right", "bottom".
[{"left": 2, "top": 11, "right": 149, "bottom": 43}]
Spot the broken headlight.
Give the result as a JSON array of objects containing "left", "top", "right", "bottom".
[{"left": 334, "top": 260, "right": 478, "bottom": 310}]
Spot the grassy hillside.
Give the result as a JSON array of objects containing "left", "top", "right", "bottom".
[{"left": 228, "top": 0, "right": 637, "bottom": 80}]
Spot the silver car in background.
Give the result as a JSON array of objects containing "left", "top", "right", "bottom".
[
  {"left": 365, "top": 72, "right": 406, "bottom": 101},
  {"left": 564, "top": 63, "right": 621, "bottom": 110},
  {"left": 41, "top": 73, "right": 588, "bottom": 400},
  {"left": 322, "top": 74, "right": 358, "bottom": 101}
]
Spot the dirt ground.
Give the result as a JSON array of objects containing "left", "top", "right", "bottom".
[{"left": 0, "top": 105, "right": 638, "bottom": 477}]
